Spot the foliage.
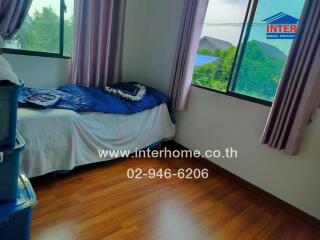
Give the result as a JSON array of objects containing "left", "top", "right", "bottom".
[
  {"left": 234, "top": 41, "right": 285, "bottom": 101},
  {"left": 193, "top": 42, "right": 286, "bottom": 100},
  {"left": 197, "top": 48, "right": 216, "bottom": 56},
  {"left": 63, "top": 16, "right": 74, "bottom": 56},
  {"left": 9, "top": 7, "right": 73, "bottom": 56},
  {"left": 192, "top": 47, "right": 236, "bottom": 92}
]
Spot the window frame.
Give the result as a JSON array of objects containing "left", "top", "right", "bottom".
[
  {"left": 191, "top": 83, "right": 272, "bottom": 106},
  {"left": 192, "top": 0, "right": 273, "bottom": 107},
  {"left": 2, "top": 0, "right": 71, "bottom": 59}
]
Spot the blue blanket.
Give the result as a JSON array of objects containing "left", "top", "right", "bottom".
[{"left": 19, "top": 84, "right": 168, "bottom": 114}]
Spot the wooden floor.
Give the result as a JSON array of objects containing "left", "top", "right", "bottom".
[{"left": 30, "top": 155, "right": 320, "bottom": 240}]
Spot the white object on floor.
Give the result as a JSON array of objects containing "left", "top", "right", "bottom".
[{"left": 17, "top": 103, "right": 175, "bottom": 178}]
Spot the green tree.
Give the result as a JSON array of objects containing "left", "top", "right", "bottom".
[
  {"left": 197, "top": 48, "right": 216, "bottom": 56},
  {"left": 63, "top": 17, "right": 73, "bottom": 56},
  {"left": 193, "top": 42, "right": 285, "bottom": 100},
  {"left": 193, "top": 47, "right": 236, "bottom": 92},
  {"left": 12, "top": 7, "right": 73, "bottom": 55},
  {"left": 234, "top": 41, "right": 285, "bottom": 100}
]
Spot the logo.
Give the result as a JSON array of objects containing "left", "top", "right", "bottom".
[{"left": 263, "top": 12, "right": 299, "bottom": 39}]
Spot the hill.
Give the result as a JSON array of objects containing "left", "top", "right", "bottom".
[
  {"left": 193, "top": 39, "right": 287, "bottom": 100},
  {"left": 234, "top": 40, "right": 286, "bottom": 100},
  {"left": 199, "top": 36, "right": 233, "bottom": 50},
  {"left": 251, "top": 40, "right": 286, "bottom": 60}
]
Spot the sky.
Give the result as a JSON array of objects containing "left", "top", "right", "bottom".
[
  {"left": 28, "top": 0, "right": 74, "bottom": 19},
  {"left": 202, "top": 0, "right": 305, "bottom": 54},
  {"left": 201, "top": 0, "right": 249, "bottom": 45}
]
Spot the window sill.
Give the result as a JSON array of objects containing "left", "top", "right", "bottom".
[
  {"left": 2, "top": 48, "right": 71, "bottom": 59},
  {"left": 191, "top": 84, "right": 272, "bottom": 107}
]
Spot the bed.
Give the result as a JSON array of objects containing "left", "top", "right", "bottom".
[{"left": 17, "top": 84, "right": 175, "bottom": 178}]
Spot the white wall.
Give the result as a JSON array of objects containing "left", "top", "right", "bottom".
[
  {"left": 123, "top": 0, "right": 320, "bottom": 219},
  {"left": 4, "top": 54, "right": 69, "bottom": 88},
  {"left": 175, "top": 87, "right": 320, "bottom": 219},
  {"left": 123, "top": 0, "right": 184, "bottom": 94},
  {"left": 122, "top": 0, "right": 148, "bottom": 84}
]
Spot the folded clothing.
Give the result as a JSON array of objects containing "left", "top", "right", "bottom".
[{"left": 105, "top": 82, "right": 146, "bottom": 101}]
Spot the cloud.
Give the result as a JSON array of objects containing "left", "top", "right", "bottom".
[
  {"left": 205, "top": 0, "right": 248, "bottom": 23},
  {"left": 224, "top": 0, "right": 246, "bottom": 4}
]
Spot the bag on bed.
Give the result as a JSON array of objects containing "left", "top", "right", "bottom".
[
  {"left": 105, "top": 82, "right": 146, "bottom": 101},
  {"left": 26, "top": 93, "right": 61, "bottom": 108}
]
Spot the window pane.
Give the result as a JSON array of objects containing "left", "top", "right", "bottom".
[
  {"left": 4, "top": 0, "right": 60, "bottom": 53},
  {"left": 231, "top": 0, "right": 305, "bottom": 101},
  {"left": 64, "top": 0, "right": 74, "bottom": 56},
  {"left": 192, "top": 0, "right": 250, "bottom": 92}
]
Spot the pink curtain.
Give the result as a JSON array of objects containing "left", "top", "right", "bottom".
[
  {"left": 261, "top": 0, "right": 320, "bottom": 155},
  {"left": 0, "top": 0, "right": 32, "bottom": 40},
  {"left": 169, "top": 0, "right": 209, "bottom": 111},
  {"left": 69, "top": 0, "right": 126, "bottom": 88}
]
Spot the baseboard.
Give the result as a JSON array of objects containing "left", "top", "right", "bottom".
[{"left": 165, "top": 140, "right": 320, "bottom": 229}]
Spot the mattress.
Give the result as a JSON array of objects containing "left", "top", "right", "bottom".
[{"left": 17, "top": 103, "right": 175, "bottom": 178}]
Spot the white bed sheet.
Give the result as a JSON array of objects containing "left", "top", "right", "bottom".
[{"left": 17, "top": 103, "right": 175, "bottom": 178}]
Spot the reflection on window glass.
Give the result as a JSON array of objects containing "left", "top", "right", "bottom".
[
  {"left": 4, "top": 0, "right": 60, "bottom": 53},
  {"left": 232, "top": 0, "right": 305, "bottom": 101},
  {"left": 64, "top": 0, "right": 74, "bottom": 56},
  {"left": 192, "top": 0, "right": 249, "bottom": 92}
]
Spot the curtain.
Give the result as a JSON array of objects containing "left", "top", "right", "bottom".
[
  {"left": 69, "top": 0, "right": 126, "bottom": 88},
  {"left": 169, "top": 0, "right": 208, "bottom": 111},
  {"left": 261, "top": 0, "right": 320, "bottom": 155},
  {"left": 0, "top": 0, "right": 32, "bottom": 40}
]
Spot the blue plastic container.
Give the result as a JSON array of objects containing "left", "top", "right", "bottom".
[
  {"left": 0, "top": 174, "right": 37, "bottom": 240},
  {"left": 0, "top": 132, "right": 25, "bottom": 203},
  {"left": 0, "top": 79, "right": 23, "bottom": 148}
]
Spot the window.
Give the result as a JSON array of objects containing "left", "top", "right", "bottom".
[
  {"left": 3, "top": 0, "right": 74, "bottom": 58},
  {"left": 193, "top": 0, "right": 250, "bottom": 92},
  {"left": 193, "top": 0, "right": 305, "bottom": 104},
  {"left": 63, "top": 0, "right": 74, "bottom": 57},
  {"left": 231, "top": 0, "right": 305, "bottom": 101}
]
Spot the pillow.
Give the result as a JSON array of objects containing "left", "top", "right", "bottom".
[
  {"left": 105, "top": 82, "right": 146, "bottom": 101},
  {"left": 110, "top": 82, "right": 140, "bottom": 95}
]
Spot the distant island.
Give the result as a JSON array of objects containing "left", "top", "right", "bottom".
[{"left": 193, "top": 36, "right": 286, "bottom": 101}]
